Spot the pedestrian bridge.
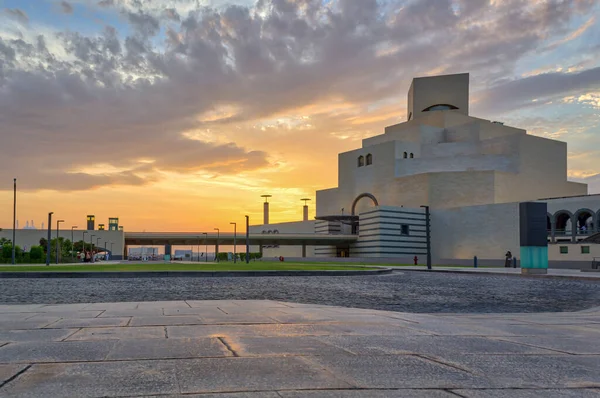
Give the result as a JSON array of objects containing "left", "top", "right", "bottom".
[{"left": 124, "top": 232, "right": 357, "bottom": 247}]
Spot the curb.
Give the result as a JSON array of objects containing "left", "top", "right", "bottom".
[
  {"left": 401, "top": 268, "right": 600, "bottom": 282},
  {"left": 0, "top": 268, "right": 393, "bottom": 279}
]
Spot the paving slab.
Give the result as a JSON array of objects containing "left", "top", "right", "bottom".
[
  {"left": 47, "top": 317, "right": 130, "bottom": 329},
  {"left": 0, "top": 364, "right": 29, "bottom": 384},
  {"left": 231, "top": 336, "right": 355, "bottom": 357},
  {"left": 105, "top": 337, "right": 231, "bottom": 360},
  {"left": 0, "top": 329, "right": 78, "bottom": 342},
  {"left": 65, "top": 326, "right": 166, "bottom": 340},
  {"left": 443, "top": 354, "right": 600, "bottom": 388},
  {"left": 129, "top": 315, "right": 202, "bottom": 326},
  {"left": 305, "top": 354, "right": 493, "bottom": 389},
  {"left": 175, "top": 357, "right": 353, "bottom": 393},
  {"left": 0, "top": 340, "right": 117, "bottom": 363},
  {"left": 317, "top": 335, "right": 557, "bottom": 356},
  {"left": 278, "top": 390, "right": 457, "bottom": 397},
  {"left": 493, "top": 336, "right": 600, "bottom": 355},
  {"left": 0, "top": 360, "right": 180, "bottom": 397},
  {"left": 452, "top": 388, "right": 600, "bottom": 397},
  {"left": 0, "top": 318, "right": 62, "bottom": 330}
]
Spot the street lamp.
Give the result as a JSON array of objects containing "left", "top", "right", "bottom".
[
  {"left": 46, "top": 212, "right": 53, "bottom": 266},
  {"left": 56, "top": 220, "right": 64, "bottom": 264},
  {"left": 214, "top": 228, "right": 220, "bottom": 262},
  {"left": 245, "top": 215, "right": 250, "bottom": 264},
  {"left": 71, "top": 226, "right": 78, "bottom": 261},
  {"left": 202, "top": 232, "right": 208, "bottom": 263},
  {"left": 12, "top": 178, "right": 16, "bottom": 265},
  {"left": 230, "top": 222, "right": 237, "bottom": 263},
  {"left": 82, "top": 230, "right": 88, "bottom": 261},
  {"left": 110, "top": 242, "right": 113, "bottom": 257},
  {"left": 197, "top": 236, "right": 200, "bottom": 262},
  {"left": 96, "top": 237, "right": 101, "bottom": 255},
  {"left": 90, "top": 234, "right": 95, "bottom": 263},
  {"left": 420, "top": 205, "right": 432, "bottom": 270}
]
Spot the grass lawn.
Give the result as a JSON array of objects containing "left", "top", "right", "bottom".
[{"left": 0, "top": 262, "right": 375, "bottom": 272}]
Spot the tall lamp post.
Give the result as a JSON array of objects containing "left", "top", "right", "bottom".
[
  {"left": 110, "top": 242, "right": 113, "bottom": 257},
  {"left": 214, "top": 228, "right": 220, "bottom": 262},
  {"left": 96, "top": 237, "right": 101, "bottom": 257},
  {"left": 12, "top": 178, "right": 16, "bottom": 265},
  {"left": 46, "top": 212, "right": 53, "bottom": 266},
  {"left": 202, "top": 232, "right": 208, "bottom": 262},
  {"left": 82, "top": 231, "right": 88, "bottom": 261},
  {"left": 71, "top": 226, "right": 78, "bottom": 261},
  {"left": 230, "top": 222, "right": 237, "bottom": 263},
  {"left": 420, "top": 205, "right": 432, "bottom": 270},
  {"left": 56, "top": 219, "right": 64, "bottom": 264},
  {"left": 197, "top": 236, "right": 200, "bottom": 262},
  {"left": 245, "top": 215, "right": 250, "bottom": 264},
  {"left": 90, "top": 234, "right": 95, "bottom": 263}
]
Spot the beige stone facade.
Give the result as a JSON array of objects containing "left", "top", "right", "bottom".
[{"left": 317, "top": 73, "right": 586, "bottom": 217}]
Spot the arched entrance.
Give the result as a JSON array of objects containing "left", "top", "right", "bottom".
[
  {"left": 554, "top": 210, "right": 573, "bottom": 241},
  {"left": 350, "top": 193, "right": 379, "bottom": 234},
  {"left": 574, "top": 208, "right": 595, "bottom": 237}
]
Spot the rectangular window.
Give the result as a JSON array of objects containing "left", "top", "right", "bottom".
[
  {"left": 581, "top": 246, "right": 590, "bottom": 254},
  {"left": 401, "top": 225, "right": 410, "bottom": 235},
  {"left": 559, "top": 246, "right": 568, "bottom": 254}
]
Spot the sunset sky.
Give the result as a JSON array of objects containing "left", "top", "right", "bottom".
[{"left": 1, "top": 0, "right": 599, "bottom": 232}]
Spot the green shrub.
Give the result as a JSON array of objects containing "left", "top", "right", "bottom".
[{"left": 29, "top": 246, "right": 43, "bottom": 260}]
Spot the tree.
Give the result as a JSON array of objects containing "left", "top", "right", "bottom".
[
  {"left": 29, "top": 246, "right": 43, "bottom": 260},
  {"left": 39, "top": 238, "right": 48, "bottom": 252}
]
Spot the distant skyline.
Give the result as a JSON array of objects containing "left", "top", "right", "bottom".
[{"left": 1, "top": 0, "right": 599, "bottom": 231}]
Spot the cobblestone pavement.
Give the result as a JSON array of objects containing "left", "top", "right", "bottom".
[
  {"left": 2, "top": 272, "right": 600, "bottom": 314},
  {"left": 0, "top": 300, "right": 598, "bottom": 397}
]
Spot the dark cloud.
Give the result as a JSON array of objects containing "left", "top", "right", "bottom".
[
  {"left": 1, "top": 0, "right": 598, "bottom": 192},
  {"left": 60, "top": 1, "right": 74, "bottom": 14},
  {"left": 4, "top": 8, "right": 28, "bottom": 23},
  {"left": 474, "top": 67, "right": 600, "bottom": 115}
]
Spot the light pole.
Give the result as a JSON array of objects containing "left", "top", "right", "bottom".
[
  {"left": 202, "top": 232, "right": 208, "bottom": 262},
  {"left": 71, "top": 226, "right": 78, "bottom": 261},
  {"left": 214, "top": 228, "right": 220, "bottom": 262},
  {"left": 56, "top": 220, "right": 64, "bottom": 264},
  {"left": 12, "top": 178, "right": 16, "bottom": 265},
  {"left": 96, "top": 237, "right": 101, "bottom": 257},
  {"left": 245, "top": 215, "right": 250, "bottom": 264},
  {"left": 90, "top": 234, "right": 95, "bottom": 263},
  {"left": 230, "top": 222, "right": 237, "bottom": 263},
  {"left": 420, "top": 205, "right": 432, "bottom": 270},
  {"left": 104, "top": 241, "right": 107, "bottom": 259},
  {"left": 82, "top": 231, "right": 88, "bottom": 261},
  {"left": 197, "top": 236, "right": 200, "bottom": 262},
  {"left": 110, "top": 242, "right": 113, "bottom": 257},
  {"left": 46, "top": 212, "right": 53, "bottom": 266}
]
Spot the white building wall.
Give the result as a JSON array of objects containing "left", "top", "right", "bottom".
[
  {"left": 431, "top": 202, "right": 520, "bottom": 261},
  {"left": 548, "top": 243, "right": 600, "bottom": 262},
  {"left": 352, "top": 206, "right": 427, "bottom": 259}
]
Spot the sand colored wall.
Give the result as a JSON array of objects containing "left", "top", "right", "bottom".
[
  {"left": 548, "top": 243, "right": 600, "bottom": 262},
  {"left": 431, "top": 202, "right": 520, "bottom": 261},
  {"left": 408, "top": 73, "right": 469, "bottom": 120}
]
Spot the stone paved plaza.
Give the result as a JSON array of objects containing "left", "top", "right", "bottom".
[{"left": 0, "top": 300, "right": 598, "bottom": 397}]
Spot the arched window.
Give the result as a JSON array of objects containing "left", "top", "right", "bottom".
[
  {"left": 409, "top": 153, "right": 414, "bottom": 158},
  {"left": 403, "top": 152, "right": 407, "bottom": 159},
  {"left": 366, "top": 154, "right": 373, "bottom": 165},
  {"left": 422, "top": 104, "right": 459, "bottom": 112},
  {"left": 358, "top": 156, "right": 364, "bottom": 167}
]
